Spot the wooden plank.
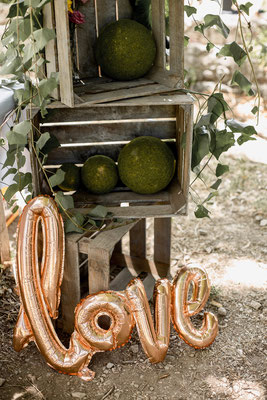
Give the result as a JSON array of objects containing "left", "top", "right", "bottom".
[
  {"left": 151, "top": 0, "right": 166, "bottom": 69},
  {"left": 154, "top": 218, "right": 171, "bottom": 275},
  {"left": 60, "top": 234, "right": 80, "bottom": 333},
  {"left": 42, "top": 120, "right": 176, "bottom": 144},
  {"left": 109, "top": 267, "right": 135, "bottom": 291},
  {"left": 77, "top": 84, "right": 178, "bottom": 105},
  {"left": 42, "top": 104, "right": 176, "bottom": 123},
  {"left": 74, "top": 188, "right": 169, "bottom": 206},
  {"left": 130, "top": 219, "right": 146, "bottom": 258},
  {"left": 46, "top": 144, "right": 123, "bottom": 164},
  {"left": 47, "top": 92, "right": 195, "bottom": 109},
  {"left": 96, "top": 0, "right": 116, "bottom": 32},
  {"left": 110, "top": 253, "right": 168, "bottom": 279},
  {"left": 43, "top": 1, "right": 59, "bottom": 99},
  {"left": 87, "top": 247, "right": 110, "bottom": 294},
  {"left": 54, "top": 0, "right": 74, "bottom": 107},
  {"left": 147, "top": 66, "right": 183, "bottom": 89},
  {"left": 0, "top": 194, "right": 10, "bottom": 263},
  {"left": 181, "top": 104, "right": 194, "bottom": 214},
  {"left": 74, "top": 78, "right": 152, "bottom": 95},
  {"left": 76, "top": 1, "right": 99, "bottom": 78},
  {"left": 169, "top": 180, "right": 187, "bottom": 214},
  {"left": 169, "top": 0, "right": 184, "bottom": 78},
  {"left": 142, "top": 274, "right": 156, "bottom": 300},
  {"left": 117, "top": 0, "right": 132, "bottom": 19}
]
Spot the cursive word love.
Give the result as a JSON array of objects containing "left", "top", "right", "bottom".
[{"left": 13, "top": 196, "right": 218, "bottom": 381}]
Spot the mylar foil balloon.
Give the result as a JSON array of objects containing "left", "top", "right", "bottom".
[
  {"left": 13, "top": 196, "right": 218, "bottom": 381},
  {"left": 171, "top": 266, "right": 218, "bottom": 348}
]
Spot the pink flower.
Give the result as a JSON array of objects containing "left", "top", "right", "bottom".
[{"left": 69, "top": 10, "right": 85, "bottom": 24}]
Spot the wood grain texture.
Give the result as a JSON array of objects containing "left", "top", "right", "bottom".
[
  {"left": 154, "top": 218, "right": 171, "bottom": 274},
  {"left": 61, "top": 234, "right": 81, "bottom": 332},
  {"left": 42, "top": 120, "right": 176, "bottom": 144},
  {"left": 117, "top": 0, "right": 132, "bottom": 19},
  {"left": 0, "top": 194, "right": 10, "bottom": 263},
  {"left": 181, "top": 104, "right": 194, "bottom": 214},
  {"left": 76, "top": 1, "right": 98, "bottom": 78},
  {"left": 151, "top": 0, "right": 166, "bottom": 69},
  {"left": 54, "top": 0, "right": 74, "bottom": 107},
  {"left": 130, "top": 219, "right": 146, "bottom": 258},
  {"left": 43, "top": 1, "right": 59, "bottom": 99},
  {"left": 169, "top": 0, "right": 184, "bottom": 77}
]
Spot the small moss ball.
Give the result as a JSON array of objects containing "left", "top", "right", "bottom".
[
  {"left": 118, "top": 136, "right": 176, "bottom": 194},
  {"left": 81, "top": 155, "right": 118, "bottom": 194},
  {"left": 58, "top": 163, "right": 80, "bottom": 192},
  {"left": 95, "top": 19, "right": 156, "bottom": 81}
]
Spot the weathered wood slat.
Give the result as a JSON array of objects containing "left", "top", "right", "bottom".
[
  {"left": 41, "top": 120, "right": 176, "bottom": 144},
  {"left": 151, "top": 0, "right": 166, "bottom": 69},
  {"left": 54, "top": 0, "right": 74, "bottom": 107},
  {"left": 76, "top": 1, "right": 98, "bottom": 78},
  {"left": 43, "top": 1, "right": 59, "bottom": 99},
  {"left": 47, "top": 93, "right": 194, "bottom": 109},
  {"left": 76, "top": 204, "right": 180, "bottom": 218},
  {"left": 181, "top": 104, "right": 194, "bottom": 214},
  {"left": 0, "top": 194, "right": 10, "bottom": 264},
  {"left": 169, "top": 0, "right": 184, "bottom": 78},
  {"left": 74, "top": 78, "right": 152, "bottom": 95},
  {"left": 154, "top": 218, "right": 171, "bottom": 275},
  {"left": 77, "top": 84, "right": 178, "bottom": 105},
  {"left": 61, "top": 234, "right": 80, "bottom": 332},
  {"left": 130, "top": 219, "right": 146, "bottom": 259},
  {"left": 110, "top": 253, "right": 168, "bottom": 279},
  {"left": 42, "top": 104, "right": 176, "bottom": 123},
  {"left": 117, "top": 0, "right": 132, "bottom": 19}
]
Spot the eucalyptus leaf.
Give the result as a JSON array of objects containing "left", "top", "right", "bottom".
[
  {"left": 88, "top": 205, "right": 109, "bottom": 219},
  {"left": 216, "top": 164, "right": 229, "bottom": 177},
  {"left": 213, "top": 129, "right": 235, "bottom": 159},
  {"left": 3, "top": 184, "right": 18, "bottom": 203},
  {"left": 240, "top": 2, "right": 253, "bottom": 15},
  {"left": 36, "top": 132, "right": 51, "bottom": 151},
  {"left": 195, "top": 205, "right": 210, "bottom": 219},
  {"left": 55, "top": 191, "right": 74, "bottom": 211},
  {"left": 210, "top": 179, "right": 222, "bottom": 190},
  {"left": 184, "top": 5, "right": 197, "bottom": 17},
  {"left": 49, "top": 169, "right": 65, "bottom": 188},
  {"left": 204, "top": 14, "right": 230, "bottom": 38},
  {"left": 191, "top": 127, "right": 210, "bottom": 169},
  {"left": 64, "top": 212, "right": 85, "bottom": 234},
  {"left": 218, "top": 42, "right": 247, "bottom": 66},
  {"left": 208, "top": 93, "right": 229, "bottom": 123},
  {"left": 231, "top": 70, "right": 254, "bottom": 95}
]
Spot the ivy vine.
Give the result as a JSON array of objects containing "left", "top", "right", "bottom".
[{"left": 0, "top": 0, "right": 261, "bottom": 229}]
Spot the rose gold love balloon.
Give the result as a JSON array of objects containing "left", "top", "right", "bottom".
[
  {"left": 13, "top": 196, "right": 218, "bottom": 381},
  {"left": 171, "top": 266, "right": 218, "bottom": 349},
  {"left": 126, "top": 278, "right": 171, "bottom": 363}
]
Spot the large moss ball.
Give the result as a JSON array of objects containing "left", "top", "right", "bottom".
[
  {"left": 95, "top": 19, "right": 156, "bottom": 80},
  {"left": 58, "top": 163, "right": 80, "bottom": 192},
  {"left": 81, "top": 155, "right": 118, "bottom": 194},
  {"left": 118, "top": 136, "right": 176, "bottom": 194}
]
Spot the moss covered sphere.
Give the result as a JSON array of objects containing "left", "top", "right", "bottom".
[
  {"left": 118, "top": 136, "right": 176, "bottom": 194},
  {"left": 95, "top": 19, "right": 156, "bottom": 81},
  {"left": 58, "top": 163, "right": 80, "bottom": 192},
  {"left": 81, "top": 155, "right": 118, "bottom": 194}
]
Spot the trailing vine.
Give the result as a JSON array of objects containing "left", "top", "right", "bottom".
[{"left": 0, "top": 0, "right": 261, "bottom": 230}]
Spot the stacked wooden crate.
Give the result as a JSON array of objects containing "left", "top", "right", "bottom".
[{"left": 31, "top": 0, "right": 194, "bottom": 331}]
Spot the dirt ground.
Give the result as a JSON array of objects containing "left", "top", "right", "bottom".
[{"left": 0, "top": 148, "right": 266, "bottom": 400}]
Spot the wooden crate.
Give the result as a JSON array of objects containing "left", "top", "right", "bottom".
[
  {"left": 60, "top": 218, "right": 171, "bottom": 332},
  {"left": 32, "top": 92, "right": 194, "bottom": 218},
  {"left": 43, "top": 0, "right": 185, "bottom": 107}
]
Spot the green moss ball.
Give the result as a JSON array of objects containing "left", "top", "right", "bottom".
[
  {"left": 58, "top": 163, "right": 80, "bottom": 192},
  {"left": 81, "top": 155, "right": 118, "bottom": 194},
  {"left": 118, "top": 136, "right": 176, "bottom": 194},
  {"left": 95, "top": 19, "right": 156, "bottom": 80}
]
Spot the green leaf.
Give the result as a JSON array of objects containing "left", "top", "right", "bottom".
[
  {"left": 33, "top": 28, "right": 56, "bottom": 52},
  {"left": 240, "top": 2, "right": 253, "bottom": 15},
  {"left": 213, "top": 129, "right": 235, "bottom": 159},
  {"left": 88, "top": 205, "right": 109, "bottom": 219},
  {"left": 194, "top": 24, "right": 205, "bottom": 34},
  {"left": 208, "top": 93, "right": 229, "bottom": 123},
  {"left": 204, "top": 14, "right": 230, "bottom": 38},
  {"left": 191, "top": 127, "right": 210, "bottom": 169},
  {"left": 7, "top": 4, "right": 28, "bottom": 18},
  {"left": 206, "top": 43, "right": 215, "bottom": 52},
  {"left": 216, "top": 164, "right": 229, "bottom": 177},
  {"left": 14, "top": 172, "right": 32, "bottom": 190},
  {"left": 237, "top": 134, "right": 256, "bottom": 145},
  {"left": 184, "top": 36, "right": 189, "bottom": 47},
  {"left": 6, "top": 121, "right": 31, "bottom": 146},
  {"left": 41, "top": 133, "right": 60, "bottom": 155},
  {"left": 64, "top": 212, "right": 85, "bottom": 234},
  {"left": 195, "top": 113, "right": 213, "bottom": 128},
  {"left": 210, "top": 179, "right": 222, "bottom": 190},
  {"left": 55, "top": 191, "right": 74, "bottom": 211},
  {"left": 38, "top": 75, "right": 58, "bottom": 98},
  {"left": 218, "top": 42, "right": 247, "bottom": 66},
  {"left": 12, "top": 205, "right": 19, "bottom": 214},
  {"left": 2, "top": 168, "right": 17, "bottom": 180},
  {"left": 203, "top": 191, "right": 218, "bottom": 204},
  {"left": 0, "top": 56, "right": 21, "bottom": 75},
  {"left": 251, "top": 106, "right": 259, "bottom": 115},
  {"left": 3, "top": 184, "right": 18, "bottom": 203},
  {"left": 195, "top": 205, "right": 210, "bottom": 219},
  {"left": 184, "top": 5, "right": 197, "bottom": 17},
  {"left": 231, "top": 70, "right": 254, "bottom": 95},
  {"left": 226, "top": 119, "right": 257, "bottom": 135},
  {"left": 49, "top": 169, "right": 65, "bottom": 188},
  {"left": 36, "top": 132, "right": 51, "bottom": 151}
]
